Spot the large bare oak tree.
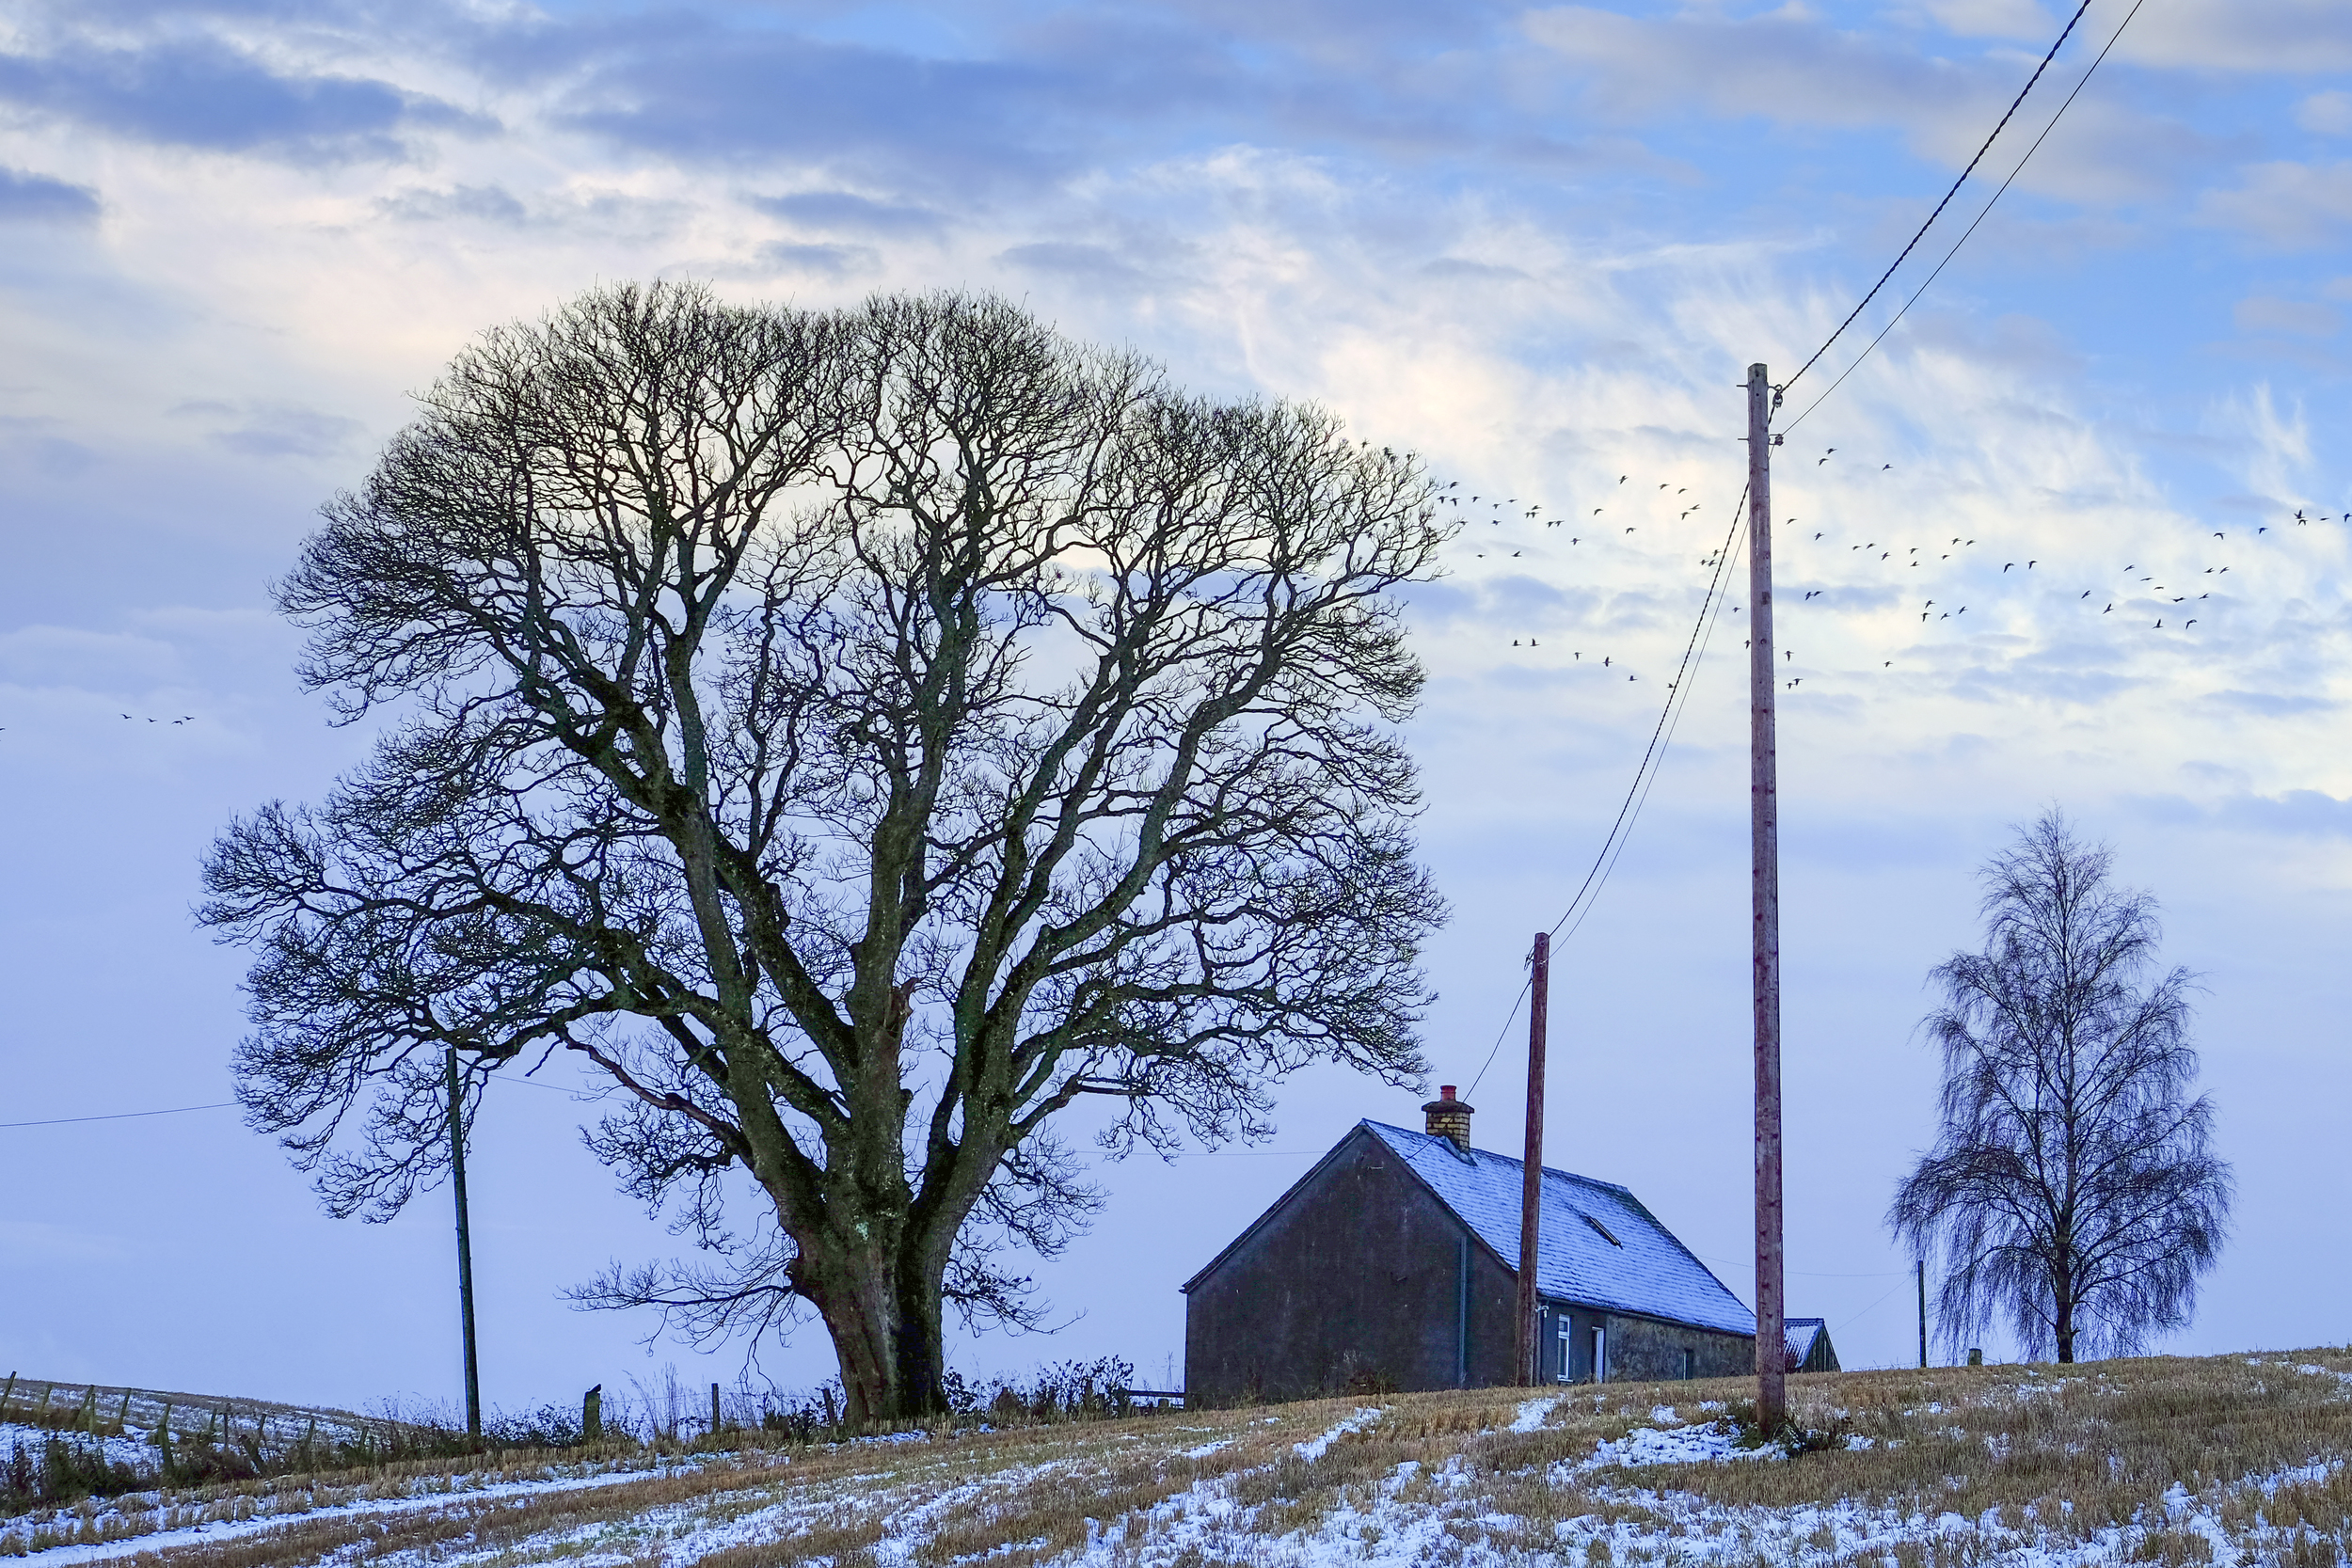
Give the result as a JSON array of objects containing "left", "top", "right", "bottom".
[
  {"left": 202, "top": 284, "right": 1449, "bottom": 1420},
  {"left": 1888, "top": 811, "right": 2231, "bottom": 1364}
]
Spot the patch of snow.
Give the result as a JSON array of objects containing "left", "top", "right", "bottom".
[
  {"left": 1577, "top": 1422, "right": 1781, "bottom": 1470},
  {"left": 1294, "top": 1407, "right": 1385, "bottom": 1462},
  {"left": 0, "top": 1450, "right": 741, "bottom": 1564},
  {"left": 1182, "top": 1440, "right": 1231, "bottom": 1459},
  {"left": 1507, "top": 1397, "right": 1562, "bottom": 1433},
  {"left": 1647, "top": 1404, "right": 1682, "bottom": 1426},
  {"left": 0, "top": 1424, "right": 152, "bottom": 1472}
]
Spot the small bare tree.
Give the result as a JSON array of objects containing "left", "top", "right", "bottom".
[
  {"left": 1889, "top": 811, "right": 2231, "bottom": 1363},
  {"left": 200, "top": 283, "right": 1449, "bottom": 1421}
]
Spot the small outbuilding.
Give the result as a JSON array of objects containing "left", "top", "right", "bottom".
[
  {"left": 1182, "top": 1088, "right": 1836, "bottom": 1403},
  {"left": 1784, "top": 1318, "right": 1840, "bottom": 1374}
]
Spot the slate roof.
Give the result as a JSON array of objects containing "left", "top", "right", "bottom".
[
  {"left": 1785, "top": 1318, "right": 1828, "bottom": 1368},
  {"left": 1362, "top": 1119, "right": 1756, "bottom": 1338}
]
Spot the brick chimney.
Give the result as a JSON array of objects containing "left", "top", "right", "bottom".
[{"left": 1422, "top": 1085, "right": 1473, "bottom": 1151}]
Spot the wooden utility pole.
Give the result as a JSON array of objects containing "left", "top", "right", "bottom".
[
  {"left": 1516, "top": 931, "right": 1550, "bottom": 1386},
  {"left": 446, "top": 1046, "right": 483, "bottom": 1441},
  {"left": 1918, "top": 1259, "right": 1929, "bottom": 1369},
  {"left": 1747, "top": 361, "right": 1787, "bottom": 1433}
]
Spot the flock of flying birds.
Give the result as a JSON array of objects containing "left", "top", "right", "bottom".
[{"left": 1436, "top": 447, "right": 2347, "bottom": 692}]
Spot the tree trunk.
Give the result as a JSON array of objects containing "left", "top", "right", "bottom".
[
  {"left": 791, "top": 1223, "right": 954, "bottom": 1425},
  {"left": 2053, "top": 1267, "right": 2076, "bottom": 1363}
]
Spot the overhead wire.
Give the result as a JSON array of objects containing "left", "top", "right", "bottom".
[
  {"left": 0, "top": 1101, "right": 238, "bottom": 1130},
  {"left": 1465, "top": 483, "right": 1755, "bottom": 1100},
  {"left": 1778, "top": 0, "right": 2100, "bottom": 398},
  {"left": 1779, "top": 0, "right": 2147, "bottom": 434}
]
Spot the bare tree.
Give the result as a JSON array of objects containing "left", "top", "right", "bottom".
[
  {"left": 1888, "top": 811, "right": 2231, "bottom": 1363},
  {"left": 201, "top": 283, "right": 1449, "bottom": 1421}
]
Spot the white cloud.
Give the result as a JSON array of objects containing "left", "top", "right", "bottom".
[
  {"left": 1912, "top": 0, "right": 2059, "bottom": 40},
  {"left": 2114, "top": 0, "right": 2352, "bottom": 73},
  {"left": 2199, "top": 161, "right": 2352, "bottom": 248},
  {"left": 2233, "top": 296, "right": 2341, "bottom": 339},
  {"left": 2297, "top": 90, "right": 2352, "bottom": 135},
  {"left": 1521, "top": 4, "right": 2226, "bottom": 205}
]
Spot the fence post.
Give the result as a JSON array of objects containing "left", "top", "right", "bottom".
[
  {"left": 115, "top": 1390, "right": 131, "bottom": 1435},
  {"left": 0, "top": 1372, "right": 13, "bottom": 1418},
  {"left": 158, "top": 1402, "right": 173, "bottom": 1473},
  {"left": 583, "top": 1386, "right": 602, "bottom": 1444},
  {"left": 709, "top": 1383, "right": 722, "bottom": 1439},
  {"left": 77, "top": 1386, "right": 97, "bottom": 1433}
]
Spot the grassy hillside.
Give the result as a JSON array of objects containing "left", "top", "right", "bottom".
[{"left": 7, "top": 1349, "right": 2352, "bottom": 1565}]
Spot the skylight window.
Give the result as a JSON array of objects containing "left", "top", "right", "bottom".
[{"left": 1583, "top": 1213, "right": 1623, "bottom": 1247}]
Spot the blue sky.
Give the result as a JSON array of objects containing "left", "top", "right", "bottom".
[{"left": 2, "top": 0, "right": 2348, "bottom": 1413}]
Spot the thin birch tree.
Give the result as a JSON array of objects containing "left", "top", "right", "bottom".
[{"left": 1888, "top": 811, "right": 2231, "bottom": 1363}]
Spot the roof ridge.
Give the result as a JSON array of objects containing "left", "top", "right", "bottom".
[{"left": 1360, "top": 1117, "right": 1636, "bottom": 1195}]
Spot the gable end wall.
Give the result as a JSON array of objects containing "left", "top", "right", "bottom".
[{"left": 1183, "top": 1130, "right": 1518, "bottom": 1403}]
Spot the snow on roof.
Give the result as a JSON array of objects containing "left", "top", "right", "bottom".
[
  {"left": 1785, "top": 1318, "right": 1827, "bottom": 1367},
  {"left": 1363, "top": 1119, "right": 1756, "bottom": 1338}
]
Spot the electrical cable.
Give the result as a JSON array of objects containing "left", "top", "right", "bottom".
[
  {"left": 1464, "top": 483, "right": 1755, "bottom": 1100},
  {"left": 1831, "top": 1277, "right": 1918, "bottom": 1338},
  {"left": 0, "top": 1101, "right": 237, "bottom": 1130},
  {"left": 1778, "top": 0, "right": 2149, "bottom": 436},
  {"left": 1778, "top": 0, "right": 2099, "bottom": 397}
]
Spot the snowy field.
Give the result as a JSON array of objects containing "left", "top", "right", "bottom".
[{"left": 7, "top": 1351, "right": 2352, "bottom": 1566}]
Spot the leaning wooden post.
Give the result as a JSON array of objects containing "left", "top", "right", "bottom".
[
  {"left": 157, "top": 1402, "right": 173, "bottom": 1472},
  {"left": 115, "top": 1390, "right": 132, "bottom": 1435},
  {"left": 1515, "top": 931, "right": 1551, "bottom": 1386},
  {"left": 77, "top": 1385, "right": 98, "bottom": 1433},
  {"left": 1746, "top": 360, "right": 1787, "bottom": 1433},
  {"left": 0, "top": 1372, "right": 14, "bottom": 1418}
]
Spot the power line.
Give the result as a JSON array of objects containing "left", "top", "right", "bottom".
[
  {"left": 1779, "top": 0, "right": 2100, "bottom": 397},
  {"left": 1465, "top": 482, "right": 1754, "bottom": 1100},
  {"left": 0, "top": 1061, "right": 592, "bottom": 1132},
  {"left": 0, "top": 1101, "right": 238, "bottom": 1130},
  {"left": 1780, "top": 0, "right": 2149, "bottom": 436}
]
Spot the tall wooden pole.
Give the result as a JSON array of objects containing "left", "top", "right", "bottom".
[
  {"left": 1516, "top": 931, "right": 1550, "bottom": 1386},
  {"left": 446, "top": 1046, "right": 483, "bottom": 1441},
  {"left": 1747, "top": 362, "right": 1787, "bottom": 1432}
]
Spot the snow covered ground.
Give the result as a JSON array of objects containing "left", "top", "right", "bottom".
[{"left": 6, "top": 1351, "right": 2350, "bottom": 1567}]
